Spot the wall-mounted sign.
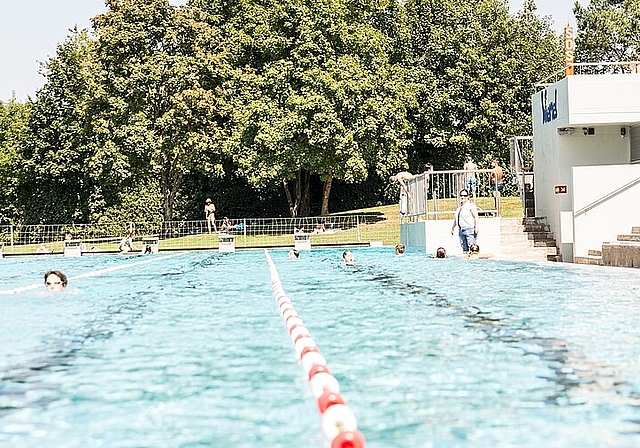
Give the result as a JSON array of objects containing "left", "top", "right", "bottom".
[
  {"left": 541, "top": 89, "right": 558, "bottom": 124},
  {"left": 555, "top": 185, "right": 568, "bottom": 194},
  {"left": 564, "top": 25, "right": 575, "bottom": 76}
]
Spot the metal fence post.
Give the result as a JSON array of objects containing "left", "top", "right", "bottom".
[
  {"left": 243, "top": 218, "right": 247, "bottom": 246},
  {"left": 356, "top": 216, "right": 361, "bottom": 242},
  {"left": 10, "top": 224, "right": 14, "bottom": 252}
]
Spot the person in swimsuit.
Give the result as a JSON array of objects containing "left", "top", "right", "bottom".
[
  {"left": 463, "top": 155, "right": 478, "bottom": 198},
  {"left": 204, "top": 198, "right": 217, "bottom": 233},
  {"left": 490, "top": 159, "right": 504, "bottom": 216},
  {"left": 118, "top": 232, "right": 138, "bottom": 253}
]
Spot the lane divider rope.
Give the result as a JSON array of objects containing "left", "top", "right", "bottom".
[{"left": 264, "top": 249, "right": 366, "bottom": 448}]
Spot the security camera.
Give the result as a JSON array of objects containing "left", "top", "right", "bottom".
[{"left": 583, "top": 127, "right": 588, "bottom": 136}]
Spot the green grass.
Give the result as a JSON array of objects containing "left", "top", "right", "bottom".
[{"left": 3, "top": 196, "right": 525, "bottom": 254}]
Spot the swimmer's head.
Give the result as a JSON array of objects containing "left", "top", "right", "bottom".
[
  {"left": 436, "top": 247, "right": 446, "bottom": 258},
  {"left": 44, "top": 270, "right": 68, "bottom": 291}
]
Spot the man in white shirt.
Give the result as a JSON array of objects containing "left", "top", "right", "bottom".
[{"left": 450, "top": 189, "right": 478, "bottom": 252}]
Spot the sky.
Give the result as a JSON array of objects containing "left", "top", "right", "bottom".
[{"left": 2, "top": 0, "right": 586, "bottom": 103}]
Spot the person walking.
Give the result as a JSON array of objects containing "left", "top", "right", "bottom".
[{"left": 451, "top": 189, "right": 478, "bottom": 253}]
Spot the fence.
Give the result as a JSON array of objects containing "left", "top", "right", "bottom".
[
  {"left": 403, "top": 169, "right": 500, "bottom": 222},
  {"left": 0, "top": 214, "right": 390, "bottom": 256}
]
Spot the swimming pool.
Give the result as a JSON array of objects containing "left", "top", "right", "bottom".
[{"left": 1, "top": 249, "right": 640, "bottom": 447}]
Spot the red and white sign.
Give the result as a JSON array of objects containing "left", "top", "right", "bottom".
[{"left": 555, "top": 185, "right": 568, "bottom": 194}]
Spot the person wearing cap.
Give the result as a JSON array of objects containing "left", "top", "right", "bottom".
[
  {"left": 451, "top": 189, "right": 478, "bottom": 253},
  {"left": 204, "top": 198, "right": 217, "bottom": 233}
]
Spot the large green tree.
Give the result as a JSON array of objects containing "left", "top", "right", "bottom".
[
  {"left": 92, "top": 0, "right": 231, "bottom": 222},
  {"left": 224, "top": 0, "right": 415, "bottom": 216},
  {"left": 17, "top": 30, "right": 106, "bottom": 224},
  {"left": 0, "top": 99, "right": 30, "bottom": 224},
  {"left": 404, "top": 0, "right": 562, "bottom": 171},
  {"left": 575, "top": 0, "right": 640, "bottom": 65}
]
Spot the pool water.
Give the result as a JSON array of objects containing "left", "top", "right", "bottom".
[{"left": 1, "top": 249, "right": 640, "bottom": 447}]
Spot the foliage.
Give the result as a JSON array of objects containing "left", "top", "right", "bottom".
[
  {"left": 0, "top": 100, "right": 31, "bottom": 224},
  {"left": 1, "top": 0, "right": 569, "bottom": 224},
  {"left": 91, "top": 0, "right": 231, "bottom": 221},
  {"left": 17, "top": 30, "right": 103, "bottom": 224},
  {"left": 403, "top": 0, "right": 562, "bottom": 172},
  {"left": 224, "top": 0, "right": 416, "bottom": 216},
  {"left": 575, "top": 0, "right": 640, "bottom": 65}
]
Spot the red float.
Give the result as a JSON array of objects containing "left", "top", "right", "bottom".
[
  {"left": 317, "top": 390, "right": 346, "bottom": 413},
  {"left": 331, "top": 430, "right": 366, "bottom": 448},
  {"left": 299, "top": 345, "right": 320, "bottom": 358},
  {"left": 308, "top": 363, "right": 332, "bottom": 381}
]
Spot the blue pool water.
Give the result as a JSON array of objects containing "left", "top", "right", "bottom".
[{"left": 1, "top": 249, "right": 640, "bottom": 447}]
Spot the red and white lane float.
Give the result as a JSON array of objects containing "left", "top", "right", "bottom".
[{"left": 264, "top": 250, "right": 366, "bottom": 448}]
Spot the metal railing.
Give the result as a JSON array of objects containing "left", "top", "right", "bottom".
[
  {"left": 403, "top": 169, "right": 500, "bottom": 222},
  {"left": 0, "top": 214, "right": 389, "bottom": 256},
  {"left": 509, "top": 136, "right": 535, "bottom": 213},
  {"left": 535, "top": 61, "right": 640, "bottom": 89}
]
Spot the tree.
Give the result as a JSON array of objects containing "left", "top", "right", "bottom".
[
  {"left": 17, "top": 29, "right": 107, "bottom": 224},
  {"left": 0, "top": 99, "right": 30, "bottom": 224},
  {"left": 403, "top": 0, "right": 562, "bottom": 171},
  {"left": 225, "top": 0, "right": 415, "bottom": 216},
  {"left": 92, "top": 0, "right": 231, "bottom": 222},
  {"left": 575, "top": 0, "right": 640, "bottom": 66}
]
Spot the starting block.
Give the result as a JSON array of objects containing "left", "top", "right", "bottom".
[
  {"left": 294, "top": 234, "right": 311, "bottom": 251},
  {"left": 141, "top": 237, "right": 160, "bottom": 254},
  {"left": 219, "top": 234, "right": 236, "bottom": 253},
  {"left": 64, "top": 239, "right": 82, "bottom": 257}
]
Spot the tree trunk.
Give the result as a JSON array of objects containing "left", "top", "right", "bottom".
[
  {"left": 321, "top": 168, "right": 333, "bottom": 216},
  {"left": 283, "top": 169, "right": 312, "bottom": 217},
  {"left": 300, "top": 169, "right": 310, "bottom": 216},
  {"left": 283, "top": 178, "right": 297, "bottom": 217}
]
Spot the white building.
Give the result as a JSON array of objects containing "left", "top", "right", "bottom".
[{"left": 532, "top": 71, "right": 640, "bottom": 262}]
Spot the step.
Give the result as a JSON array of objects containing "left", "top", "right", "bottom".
[
  {"left": 522, "top": 217, "right": 549, "bottom": 225},
  {"left": 617, "top": 234, "right": 640, "bottom": 242},
  {"left": 632, "top": 226, "right": 640, "bottom": 234},
  {"left": 533, "top": 240, "right": 558, "bottom": 247},
  {"left": 547, "top": 254, "right": 563, "bottom": 262},
  {"left": 527, "top": 232, "right": 554, "bottom": 241},
  {"left": 523, "top": 223, "right": 550, "bottom": 232},
  {"left": 601, "top": 241, "right": 640, "bottom": 268},
  {"left": 588, "top": 249, "right": 602, "bottom": 256},
  {"left": 574, "top": 255, "right": 603, "bottom": 265}
]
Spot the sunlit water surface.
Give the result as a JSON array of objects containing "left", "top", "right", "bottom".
[{"left": 1, "top": 249, "right": 640, "bottom": 447}]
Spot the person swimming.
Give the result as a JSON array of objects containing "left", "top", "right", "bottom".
[{"left": 342, "top": 250, "right": 355, "bottom": 266}]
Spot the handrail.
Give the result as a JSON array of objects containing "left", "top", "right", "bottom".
[
  {"left": 535, "top": 61, "right": 640, "bottom": 89},
  {"left": 574, "top": 176, "right": 640, "bottom": 218}
]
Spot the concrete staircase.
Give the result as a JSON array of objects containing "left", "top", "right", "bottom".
[
  {"left": 575, "top": 226, "right": 640, "bottom": 267},
  {"left": 499, "top": 217, "right": 561, "bottom": 262}
]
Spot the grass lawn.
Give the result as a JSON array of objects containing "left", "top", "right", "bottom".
[{"left": 4, "top": 196, "right": 525, "bottom": 254}]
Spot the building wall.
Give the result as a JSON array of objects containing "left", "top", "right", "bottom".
[
  {"left": 401, "top": 218, "right": 500, "bottom": 257},
  {"left": 531, "top": 74, "right": 638, "bottom": 262},
  {"left": 573, "top": 164, "right": 640, "bottom": 257}
]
